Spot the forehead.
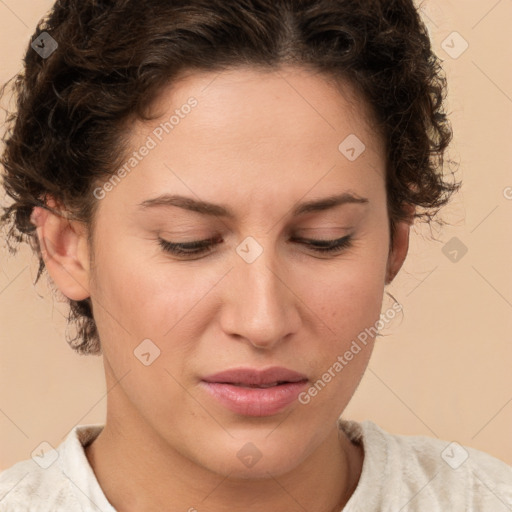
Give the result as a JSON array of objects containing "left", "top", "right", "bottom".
[
  {"left": 98, "top": 65, "right": 386, "bottom": 221},
  {"left": 145, "top": 65, "right": 381, "bottom": 148}
]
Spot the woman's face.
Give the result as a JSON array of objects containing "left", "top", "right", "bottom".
[{"left": 65, "top": 66, "right": 408, "bottom": 477}]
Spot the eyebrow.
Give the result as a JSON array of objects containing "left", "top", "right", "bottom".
[{"left": 137, "top": 192, "right": 369, "bottom": 218}]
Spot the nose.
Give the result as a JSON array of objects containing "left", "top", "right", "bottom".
[{"left": 220, "top": 245, "right": 300, "bottom": 351}]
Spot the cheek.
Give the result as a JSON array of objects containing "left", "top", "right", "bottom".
[
  {"left": 90, "top": 228, "right": 194, "bottom": 336},
  {"left": 296, "top": 236, "right": 389, "bottom": 373},
  {"left": 310, "top": 239, "right": 388, "bottom": 329},
  {"left": 88, "top": 241, "right": 202, "bottom": 406},
  {"left": 299, "top": 264, "right": 385, "bottom": 371},
  {"left": 293, "top": 256, "right": 387, "bottom": 416}
]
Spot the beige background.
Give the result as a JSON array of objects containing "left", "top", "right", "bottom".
[{"left": 1, "top": 0, "right": 511, "bottom": 471}]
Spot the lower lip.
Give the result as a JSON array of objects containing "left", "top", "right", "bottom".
[{"left": 200, "top": 380, "right": 309, "bottom": 417}]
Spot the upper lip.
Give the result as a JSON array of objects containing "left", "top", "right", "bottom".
[{"left": 202, "top": 366, "right": 308, "bottom": 386}]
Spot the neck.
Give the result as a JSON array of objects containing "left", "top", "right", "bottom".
[{"left": 85, "top": 416, "right": 363, "bottom": 512}]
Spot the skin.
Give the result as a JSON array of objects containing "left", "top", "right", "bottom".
[{"left": 30, "top": 65, "right": 412, "bottom": 511}]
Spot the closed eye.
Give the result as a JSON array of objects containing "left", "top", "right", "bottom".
[{"left": 158, "top": 235, "right": 353, "bottom": 258}]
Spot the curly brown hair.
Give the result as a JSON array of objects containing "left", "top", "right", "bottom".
[{"left": 0, "top": 0, "right": 459, "bottom": 356}]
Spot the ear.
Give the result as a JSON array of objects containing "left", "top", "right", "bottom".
[
  {"left": 385, "top": 205, "right": 415, "bottom": 285},
  {"left": 30, "top": 197, "right": 91, "bottom": 301}
]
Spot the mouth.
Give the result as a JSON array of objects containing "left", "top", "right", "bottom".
[
  {"left": 200, "top": 366, "right": 309, "bottom": 416},
  {"left": 220, "top": 380, "right": 305, "bottom": 388},
  {"left": 202, "top": 366, "right": 308, "bottom": 386}
]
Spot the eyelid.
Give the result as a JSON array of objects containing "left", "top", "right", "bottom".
[{"left": 158, "top": 234, "right": 353, "bottom": 258}]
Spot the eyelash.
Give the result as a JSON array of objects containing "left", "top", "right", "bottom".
[{"left": 158, "top": 235, "right": 353, "bottom": 258}]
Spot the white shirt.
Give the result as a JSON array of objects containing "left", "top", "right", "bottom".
[{"left": 1, "top": 418, "right": 511, "bottom": 511}]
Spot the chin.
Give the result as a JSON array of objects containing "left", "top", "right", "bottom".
[
  {"left": 194, "top": 435, "right": 311, "bottom": 481},
  {"left": 215, "top": 456, "right": 299, "bottom": 481}
]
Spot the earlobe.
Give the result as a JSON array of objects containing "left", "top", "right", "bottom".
[{"left": 30, "top": 200, "right": 91, "bottom": 301}]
